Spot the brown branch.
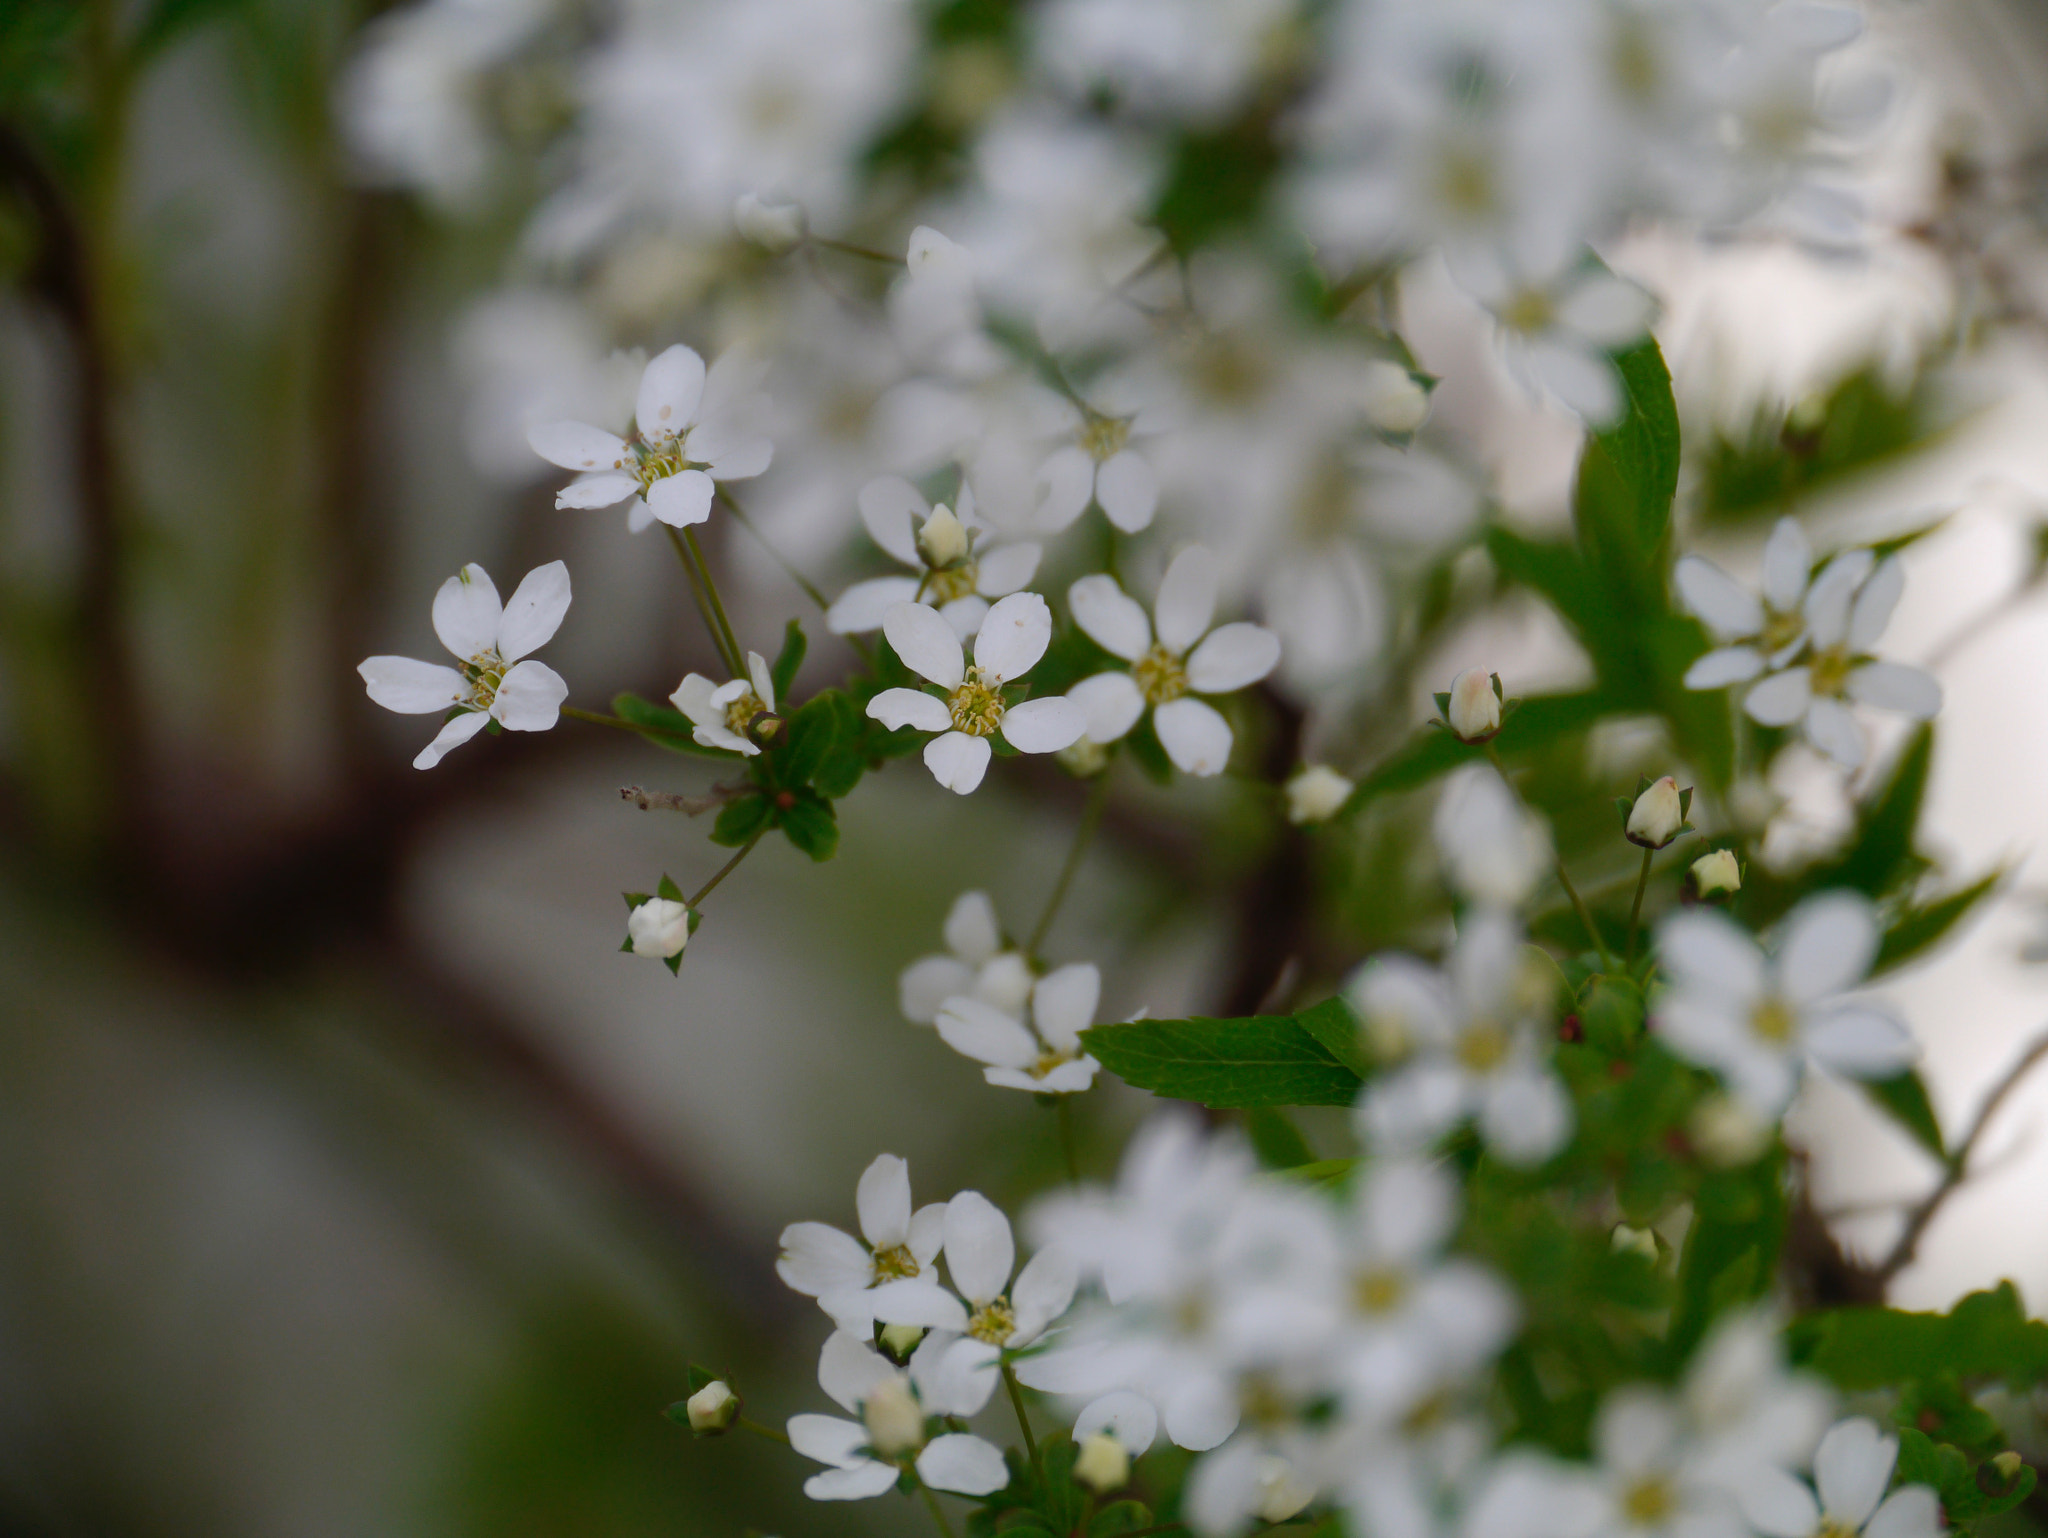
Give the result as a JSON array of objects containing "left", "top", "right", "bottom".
[{"left": 620, "top": 784, "right": 732, "bottom": 815}]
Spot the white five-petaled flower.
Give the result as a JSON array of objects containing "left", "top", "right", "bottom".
[
  {"left": 1582, "top": 1385, "right": 1752, "bottom": 1538},
  {"left": 787, "top": 1330, "right": 1009, "bottom": 1501},
  {"left": 527, "top": 343, "right": 772, "bottom": 531},
  {"left": 1455, "top": 253, "right": 1656, "bottom": 424},
  {"left": 868, "top": 592, "right": 1086, "bottom": 794},
  {"left": 671, "top": 649, "right": 777, "bottom": 756},
  {"left": 1678, "top": 520, "right": 1941, "bottom": 769},
  {"left": 1066, "top": 547, "right": 1282, "bottom": 777},
  {"left": 825, "top": 478, "right": 1041, "bottom": 641},
  {"left": 777, "top": 1154, "right": 953, "bottom": 1334},
  {"left": 1654, "top": 891, "right": 1917, "bottom": 1116},
  {"left": 1035, "top": 398, "right": 1163, "bottom": 534},
  {"left": 900, "top": 890, "right": 1036, "bottom": 1025},
  {"left": 938, "top": 963, "right": 1104, "bottom": 1094},
  {"left": 1739, "top": 1419, "right": 1941, "bottom": 1538},
  {"left": 358, "top": 561, "right": 571, "bottom": 770}
]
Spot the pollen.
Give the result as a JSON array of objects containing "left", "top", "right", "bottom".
[
  {"left": 1351, "top": 1266, "right": 1407, "bottom": 1315},
  {"left": 922, "top": 561, "right": 980, "bottom": 605},
  {"left": 463, "top": 651, "right": 507, "bottom": 709},
  {"left": 1622, "top": 1476, "right": 1675, "bottom": 1529},
  {"left": 1455, "top": 1021, "right": 1511, "bottom": 1073},
  {"left": 871, "top": 1244, "right": 921, "bottom": 1282},
  {"left": 1750, "top": 997, "right": 1796, "bottom": 1044},
  {"left": 948, "top": 667, "right": 1008, "bottom": 737},
  {"left": 1079, "top": 413, "right": 1132, "bottom": 463},
  {"left": 967, "top": 1298, "right": 1015, "bottom": 1345},
  {"left": 1132, "top": 644, "right": 1189, "bottom": 706},
  {"left": 1808, "top": 646, "right": 1853, "bottom": 699},
  {"left": 724, "top": 689, "right": 766, "bottom": 738},
  {"left": 630, "top": 430, "right": 701, "bottom": 493}
]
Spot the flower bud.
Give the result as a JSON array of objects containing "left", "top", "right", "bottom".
[
  {"left": 862, "top": 1374, "right": 926, "bottom": 1459},
  {"left": 977, "top": 952, "right": 1036, "bottom": 1018},
  {"left": 1058, "top": 737, "right": 1110, "bottom": 778},
  {"left": 878, "top": 1322, "right": 925, "bottom": 1362},
  {"left": 1610, "top": 1224, "right": 1659, "bottom": 1264},
  {"left": 1688, "top": 1093, "right": 1772, "bottom": 1168},
  {"left": 1445, "top": 669, "right": 1501, "bottom": 742},
  {"left": 1626, "top": 776, "right": 1685, "bottom": 848},
  {"left": 1360, "top": 359, "right": 1431, "bottom": 434},
  {"left": 1994, "top": 1451, "right": 2025, "bottom": 1482},
  {"left": 1691, "top": 849, "right": 1741, "bottom": 898},
  {"left": 628, "top": 897, "right": 692, "bottom": 959},
  {"left": 733, "top": 192, "right": 805, "bottom": 253},
  {"left": 916, "top": 504, "right": 971, "bottom": 570},
  {"left": 1254, "top": 1456, "right": 1316, "bottom": 1525},
  {"left": 686, "top": 1379, "right": 740, "bottom": 1433},
  {"left": 747, "top": 711, "right": 785, "bottom": 747},
  {"left": 1073, "top": 1431, "right": 1130, "bottom": 1494},
  {"left": 1286, "top": 764, "right": 1354, "bottom": 825}
]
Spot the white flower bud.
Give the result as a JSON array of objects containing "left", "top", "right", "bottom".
[
  {"left": 733, "top": 192, "right": 805, "bottom": 253},
  {"left": 1073, "top": 1431, "right": 1130, "bottom": 1493},
  {"left": 862, "top": 1374, "right": 926, "bottom": 1459},
  {"left": 1286, "top": 764, "right": 1354, "bottom": 825},
  {"left": 1610, "top": 1224, "right": 1659, "bottom": 1263},
  {"left": 878, "top": 1322, "right": 926, "bottom": 1360},
  {"left": 977, "top": 953, "right": 1036, "bottom": 1017},
  {"left": 1691, "top": 849, "right": 1741, "bottom": 897},
  {"left": 1627, "top": 776, "right": 1685, "bottom": 848},
  {"left": 916, "top": 503, "right": 971, "bottom": 569},
  {"left": 1360, "top": 359, "right": 1431, "bottom": 434},
  {"left": 686, "top": 1379, "right": 739, "bottom": 1432},
  {"left": 1688, "top": 1093, "right": 1772, "bottom": 1168},
  {"left": 1254, "top": 1456, "right": 1316, "bottom": 1525},
  {"left": 1059, "top": 737, "right": 1110, "bottom": 778},
  {"left": 1445, "top": 669, "right": 1501, "bottom": 742},
  {"left": 628, "top": 897, "right": 692, "bottom": 959}
]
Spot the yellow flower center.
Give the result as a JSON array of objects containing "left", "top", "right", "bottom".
[
  {"left": 1079, "top": 413, "right": 1132, "bottom": 462},
  {"left": 1435, "top": 146, "right": 1497, "bottom": 218},
  {"left": 1132, "top": 644, "right": 1190, "bottom": 706},
  {"left": 1352, "top": 1266, "right": 1407, "bottom": 1316},
  {"left": 1033, "top": 1046, "right": 1073, "bottom": 1079},
  {"left": 1502, "top": 288, "right": 1555, "bottom": 335},
  {"left": 922, "top": 561, "right": 980, "bottom": 605},
  {"left": 948, "top": 667, "right": 1008, "bottom": 737},
  {"left": 1455, "top": 1021, "right": 1511, "bottom": 1073},
  {"left": 1808, "top": 645, "right": 1853, "bottom": 700},
  {"left": 1760, "top": 606, "right": 1805, "bottom": 655},
  {"left": 1239, "top": 1374, "right": 1292, "bottom": 1429},
  {"left": 871, "top": 1244, "right": 921, "bottom": 1282},
  {"left": 1750, "top": 997, "right": 1796, "bottom": 1044},
  {"left": 630, "top": 430, "right": 703, "bottom": 493},
  {"left": 723, "top": 689, "right": 766, "bottom": 739},
  {"left": 1622, "top": 1476, "right": 1676, "bottom": 1529},
  {"left": 463, "top": 650, "right": 506, "bottom": 709},
  {"left": 967, "top": 1299, "right": 1016, "bottom": 1345}
]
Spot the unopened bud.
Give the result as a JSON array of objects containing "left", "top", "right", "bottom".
[
  {"left": 878, "top": 1322, "right": 925, "bottom": 1362},
  {"left": 628, "top": 897, "right": 692, "bottom": 959},
  {"left": 1611, "top": 1224, "right": 1659, "bottom": 1264},
  {"left": 1690, "top": 849, "right": 1740, "bottom": 898},
  {"left": 1059, "top": 737, "right": 1110, "bottom": 778},
  {"left": 977, "top": 952, "right": 1036, "bottom": 1017},
  {"left": 733, "top": 192, "right": 805, "bottom": 253},
  {"left": 1994, "top": 1451, "right": 2025, "bottom": 1482},
  {"left": 686, "top": 1379, "right": 740, "bottom": 1433},
  {"left": 1627, "top": 776, "right": 1686, "bottom": 848},
  {"left": 1360, "top": 359, "right": 1431, "bottom": 434},
  {"left": 1254, "top": 1456, "right": 1316, "bottom": 1525},
  {"left": 1445, "top": 669, "right": 1501, "bottom": 742},
  {"left": 862, "top": 1374, "right": 925, "bottom": 1458},
  {"left": 748, "top": 711, "right": 785, "bottom": 746},
  {"left": 916, "top": 504, "right": 971, "bottom": 570},
  {"left": 1688, "top": 1093, "right": 1772, "bottom": 1168},
  {"left": 1074, "top": 1431, "right": 1131, "bottom": 1493},
  {"left": 1286, "top": 764, "right": 1354, "bottom": 825}
]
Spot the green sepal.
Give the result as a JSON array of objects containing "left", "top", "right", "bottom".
[
  {"left": 622, "top": 891, "right": 652, "bottom": 910},
  {"left": 657, "top": 874, "right": 684, "bottom": 903},
  {"left": 1089, "top": 1501, "right": 1154, "bottom": 1536},
  {"left": 770, "top": 618, "right": 807, "bottom": 701}
]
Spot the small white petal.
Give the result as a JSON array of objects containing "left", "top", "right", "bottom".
[
  {"left": 1763, "top": 519, "right": 1813, "bottom": 611},
  {"left": 936, "top": 997, "right": 1039, "bottom": 1070},
  {"left": 945, "top": 891, "right": 1003, "bottom": 964},
  {"left": 925, "top": 731, "right": 992, "bottom": 794},
  {"left": 491, "top": 660, "right": 567, "bottom": 731},
  {"left": 412, "top": 710, "right": 488, "bottom": 769},
  {"left": 804, "top": 1461, "right": 899, "bottom": 1501},
  {"left": 1069, "top": 575, "right": 1152, "bottom": 661},
  {"left": 974, "top": 591, "right": 1054, "bottom": 681},
  {"left": 1010, "top": 1245, "right": 1079, "bottom": 1342},
  {"left": 433, "top": 564, "right": 503, "bottom": 661},
  {"left": 886, "top": 603, "right": 966, "bottom": 689},
  {"left": 1685, "top": 646, "right": 1767, "bottom": 690},
  {"left": 1069, "top": 672, "right": 1146, "bottom": 743},
  {"left": 1558, "top": 274, "right": 1653, "bottom": 346},
  {"left": 901, "top": 956, "right": 976, "bottom": 1025},
  {"left": 1031, "top": 963, "right": 1100, "bottom": 1053},
  {"left": 1804, "top": 550, "right": 1875, "bottom": 649},
  {"left": 943, "top": 1190, "right": 1015, "bottom": 1304},
  {"left": 1096, "top": 450, "right": 1158, "bottom": 532},
  {"left": 939, "top": 595, "right": 990, "bottom": 642},
  {"left": 697, "top": 431, "right": 772, "bottom": 481},
  {"left": 1816, "top": 1419, "right": 1895, "bottom": 1530},
  {"left": 861, "top": 1278, "right": 970, "bottom": 1332},
  {"left": 1739, "top": 1465, "right": 1823, "bottom": 1538},
  {"left": 819, "top": 1330, "right": 896, "bottom": 1416},
  {"left": 1778, "top": 891, "right": 1879, "bottom": 1002},
  {"left": 829, "top": 576, "right": 922, "bottom": 635},
  {"left": 636, "top": 344, "right": 707, "bottom": 437},
  {"left": 1479, "top": 1068, "right": 1573, "bottom": 1165},
  {"left": 626, "top": 497, "right": 655, "bottom": 533},
  {"left": 1075, "top": 1392, "right": 1158, "bottom": 1455},
  {"left": 1162, "top": 1375, "right": 1239, "bottom": 1452},
  {"left": 528, "top": 420, "right": 629, "bottom": 473},
  {"left": 1001, "top": 696, "right": 1086, "bottom": 753},
  {"left": 867, "top": 687, "right": 952, "bottom": 733},
  {"left": 1675, "top": 556, "right": 1764, "bottom": 640},
  {"left": 1186, "top": 623, "right": 1280, "bottom": 694},
  {"left": 777, "top": 1223, "right": 870, "bottom": 1297},
  {"left": 555, "top": 471, "right": 638, "bottom": 509},
  {"left": 496, "top": 561, "right": 571, "bottom": 662},
  {"left": 974, "top": 542, "right": 1041, "bottom": 597},
  {"left": 647, "top": 469, "right": 714, "bottom": 527},
  {"left": 909, "top": 1204, "right": 948, "bottom": 1266},
  {"left": 1804, "top": 697, "right": 1866, "bottom": 768},
  {"left": 857, "top": 1154, "right": 914, "bottom": 1251},
  {"left": 1155, "top": 546, "right": 1220, "bottom": 654},
  {"left": 1847, "top": 663, "right": 1941, "bottom": 719},
  {"left": 747, "top": 650, "right": 775, "bottom": 712},
  {"left": 1525, "top": 340, "right": 1621, "bottom": 422},
  {"left": 858, "top": 476, "right": 928, "bottom": 567},
  {"left": 1863, "top": 1487, "right": 1941, "bottom": 1538},
  {"left": 1154, "top": 697, "right": 1233, "bottom": 776},
  {"left": 788, "top": 1411, "right": 870, "bottom": 1467},
  {"left": 1745, "top": 668, "right": 1814, "bottom": 726},
  {"left": 1848, "top": 557, "right": 1905, "bottom": 650},
  {"left": 1658, "top": 909, "right": 1767, "bottom": 1001},
  {"left": 1035, "top": 446, "right": 1096, "bottom": 533},
  {"left": 1805, "top": 1005, "right": 1917, "bottom": 1079},
  {"left": 359, "top": 656, "right": 465, "bottom": 714},
  {"left": 917, "top": 1435, "right": 1010, "bottom": 1497}
]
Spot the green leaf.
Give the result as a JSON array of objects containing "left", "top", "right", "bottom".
[
  {"left": 1791, "top": 1283, "right": 2048, "bottom": 1390},
  {"left": 812, "top": 692, "right": 874, "bottom": 798},
  {"left": 1833, "top": 724, "right": 1934, "bottom": 898},
  {"left": 1340, "top": 690, "right": 1611, "bottom": 818},
  {"left": 778, "top": 793, "right": 840, "bottom": 862},
  {"left": 611, "top": 692, "right": 731, "bottom": 758},
  {"left": 1874, "top": 870, "right": 2003, "bottom": 975},
  {"left": 1089, "top": 1503, "right": 1154, "bottom": 1536},
  {"left": 779, "top": 693, "right": 840, "bottom": 788},
  {"left": 770, "top": 619, "right": 807, "bottom": 701},
  {"left": 1081, "top": 1001, "right": 1364, "bottom": 1108},
  {"left": 1670, "top": 1157, "right": 1787, "bottom": 1357},
  {"left": 1575, "top": 337, "right": 1681, "bottom": 559},
  {"left": 712, "top": 795, "right": 772, "bottom": 848},
  {"left": 1861, "top": 1070, "right": 1946, "bottom": 1161},
  {"left": 1243, "top": 1106, "right": 1315, "bottom": 1169},
  {"left": 656, "top": 874, "right": 684, "bottom": 903}
]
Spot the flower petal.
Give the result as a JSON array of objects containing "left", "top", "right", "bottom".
[
  {"left": 1075, "top": 1392, "right": 1158, "bottom": 1455},
  {"left": 1804, "top": 697, "right": 1866, "bottom": 768},
  {"left": 1675, "top": 556, "right": 1764, "bottom": 640},
  {"left": 636, "top": 344, "right": 706, "bottom": 438},
  {"left": 857, "top": 1154, "right": 914, "bottom": 1250},
  {"left": 555, "top": 470, "right": 638, "bottom": 509},
  {"left": 974, "top": 591, "right": 1053, "bottom": 681},
  {"left": 1816, "top": 1418, "right": 1895, "bottom": 1529},
  {"left": 803, "top": 1461, "right": 899, "bottom": 1501},
  {"left": 1863, "top": 1486, "right": 1941, "bottom": 1538},
  {"left": 1031, "top": 963, "right": 1100, "bottom": 1053},
  {"left": 1069, "top": 671, "right": 1145, "bottom": 744},
  {"left": 1000, "top": 696, "right": 1085, "bottom": 754},
  {"left": 1155, "top": 546, "right": 1220, "bottom": 654},
  {"left": 925, "top": 731, "right": 992, "bottom": 794},
  {"left": 1524, "top": 340, "right": 1621, "bottom": 422},
  {"left": 1186, "top": 623, "right": 1280, "bottom": 694},
  {"left": 1763, "top": 519, "right": 1813, "bottom": 612},
  {"left": 861, "top": 1277, "right": 971, "bottom": 1331},
  {"left": 943, "top": 1190, "right": 1015, "bottom": 1304},
  {"left": 885, "top": 603, "right": 966, "bottom": 689},
  {"left": 694, "top": 428, "right": 772, "bottom": 481},
  {"left": 936, "top": 997, "right": 1039, "bottom": 1070},
  {"left": 748, "top": 650, "right": 775, "bottom": 712},
  {"left": 943, "top": 891, "right": 1002, "bottom": 964},
  {"left": 777, "top": 1222, "right": 871, "bottom": 1297},
  {"left": 528, "top": 420, "right": 629, "bottom": 473},
  {"left": 867, "top": 687, "right": 952, "bottom": 733},
  {"left": 1744, "top": 668, "right": 1814, "bottom": 727},
  {"left": 1847, "top": 557, "right": 1904, "bottom": 651},
  {"left": 433, "top": 564, "right": 503, "bottom": 661},
  {"left": 858, "top": 475, "right": 929, "bottom": 567},
  {"left": 1804, "top": 550, "right": 1874, "bottom": 649},
  {"left": 1657, "top": 908, "right": 1768, "bottom": 1000},
  {"left": 1778, "top": 891, "right": 1879, "bottom": 1002},
  {"left": 1847, "top": 663, "right": 1941, "bottom": 719},
  {"left": 1096, "top": 449, "right": 1158, "bottom": 532},
  {"left": 910, "top": 1203, "right": 947, "bottom": 1265},
  {"left": 917, "top": 1434, "right": 1011, "bottom": 1497},
  {"left": 359, "top": 656, "right": 465, "bottom": 714},
  {"left": 1068, "top": 575, "right": 1152, "bottom": 661},
  {"left": 1010, "top": 1245, "right": 1079, "bottom": 1343},
  {"left": 1478, "top": 1067, "right": 1573, "bottom": 1166},
  {"left": 1685, "top": 646, "right": 1767, "bottom": 690},
  {"left": 1035, "top": 446, "right": 1095, "bottom": 533},
  {"left": 1804, "top": 1004, "right": 1917, "bottom": 1079},
  {"left": 496, "top": 561, "right": 571, "bottom": 662},
  {"left": 1738, "top": 1465, "right": 1822, "bottom": 1538},
  {"left": 647, "top": 469, "right": 714, "bottom": 528},
  {"left": 492, "top": 660, "right": 567, "bottom": 731},
  {"left": 974, "top": 542, "right": 1041, "bottom": 598},
  {"left": 412, "top": 710, "right": 488, "bottom": 769},
  {"left": 939, "top": 595, "right": 989, "bottom": 642},
  {"left": 819, "top": 1329, "right": 896, "bottom": 1415},
  {"left": 901, "top": 956, "right": 976, "bottom": 1025},
  {"left": 788, "top": 1411, "right": 870, "bottom": 1468},
  {"left": 1154, "top": 696, "right": 1233, "bottom": 776}
]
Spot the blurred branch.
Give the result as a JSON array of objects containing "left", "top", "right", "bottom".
[{"left": 1219, "top": 686, "right": 1309, "bottom": 1016}]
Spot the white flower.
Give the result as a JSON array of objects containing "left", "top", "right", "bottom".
[
  {"left": 1067, "top": 547, "right": 1282, "bottom": 777},
  {"left": 1030, "top": 391, "right": 1165, "bottom": 533},
  {"left": 733, "top": 191, "right": 805, "bottom": 251},
  {"left": 933, "top": 1190, "right": 1081, "bottom": 1350},
  {"left": 777, "top": 1154, "right": 955, "bottom": 1333},
  {"left": 900, "top": 891, "right": 1036, "bottom": 1025},
  {"left": 1654, "top": 891, "right": 1918, "bottom": 1116},
  {"left": 1351, "top": 910, "right": 1574, "bottom": 1166},
  {"left": 1677, "top": 519, "right": 1817, "bottom": 685},
  {"left": 825, "top": 478, "right": 1041, "bottom": 641},
  {"left": 1454, "top": 254, "right": 1655, "bottom": 424},
  {"left": 1445, "top": 668, "right": 1501, "bottom": 742},
  {"left": 626, "top": 898, "right": 691, "bottom": 960},
  {"left": 938, "top": 963, "right": 1104, "bottom": 1093},
  {"left": 889, "top": 226, "right": 1005, "bottom": 378},
  {"left": 1433, "top": 764, "right": 1553, "bottom": 909},
  {"left": 359, "top": 561, "right": 571, "bottom": 770},
  {"left": 1074, "top": 1392, "right": 1159, "bottom": 1492},
  {"left": 1738, "top": 1419, "right": 1941, "bottom": 1538},
  {"left": 1032, "top": 0, "right": 1297, "bottom": 123},
  {"left": 867, "top": 593, "right": 1086, "bottom": 794},
  {"left": 1627, "top": 777, "right": 1686, "bottom": 849},
  {"left": 1286, "top": 765, "right": 1355, "bottom": 825},
  {"left": 1683, "top": 1308, "right": 1833, "bottom": 1495},
  {"left": 670, "top": 650, "right": 777, "bottom": 756},
  {"left": 1583, "top": 1386, "right": 1751, "bottom": 1538},
  {"left": 528, "top": 344, "right": 772, "bottom": 531},
  {"left": 787, "top": 1331, "right": 1009, "bottom": 1501}
]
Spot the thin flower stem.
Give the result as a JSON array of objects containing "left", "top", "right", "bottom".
[
  {"left": 688, "top": 832, "right": 764, "bottom": 909},
  {"left": 1000, "top": 1363, "right": 1041, "bottom": 1467},
  {"left": 1056, "top": 1095, "right": 1081, "bottom": 1185},
  {"left": 736, "top": 1416, "right": 789, "bottom": 1445},
  {"left": 813, "top": 234, "right": 901, "bottom": 264},
  {"left": 1486, "top": 745, "right": 1612, "bottom": 970},
  {"left": 684, "top": 525, "right": 748, "bottom": 672},
  {"left": 715, "top": 487, "right": 834, "bottom": 615},
  {"left": 916, "top": 1476, "right": 959, "bottom": 1538},
  {"left": 562, "top": 704, "right": 641, "bottom": 732},
  {"left": 1625, "top": 846, "right": 1654, "bottom": 969},
  {"left": 1028, "top": 768, "right": 1113, "bottom": 959},
  {"left": 664, "top": 526, "right": 746, "bottom": 676}
]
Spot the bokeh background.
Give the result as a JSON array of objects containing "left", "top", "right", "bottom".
[{"left": 8, "top": 0, "right": 2048, "bottom": 1532}]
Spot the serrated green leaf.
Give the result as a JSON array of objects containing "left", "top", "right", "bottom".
[
  {"left": 1834, "top": 725, "right": 1934, "bottom": 897},
  {"left": 1081, "top": 1003, "right": 1365, "bottom": 1108},
  {"left": 779, "top": 693, "right": 840, "bottom": 788},
  {"left": 1089, "top": 1502, "right": 1154, "bottom": 1536},
  {"left": 770, "top": 618, "right": 807, "bottom": 701},
  {"left": 1576, "top": 337, "right": 1681, "bottom": 558},
  {"left": 1243, "top": 1106, "right": 1315, "bottom": 1169},
  {"left": 779, "top": 794, "right": 839, "bottom": 862},
  {"left": 1861, "top": 1070, "right": 1945, "bottom": 1161},
  {"left": 1790, "top": 1283, "right": 2048, "bottom": 1390},
  {"left": 712, "top": 795, "right": 772, "bottom": 847}
]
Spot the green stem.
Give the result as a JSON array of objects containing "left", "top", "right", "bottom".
[
  {"left": 688, "top": 832, "right": 763, "bottom": 909},
  {"left": 1056, "top": 1095, "right": 1081, "bottom": 1185},
  {"left": 1000, "top": 1364, "right": 1040, "bottom": 1467},
  {"left": 715, "top": 487, "right": 834, "bottom": 615},
  {"left": 1487, "top": 745, "right": 1611, "bottom": 971},
  {"left": 916, "top": 1477, "right": 959, "bottom": 1538},
  {"left": 736, "top": 1416, "right": 789, "bottom": 1445},
  {"left": 1625, "top": 845, "right": 1654, "bottom": 970},
  {"left": 684, "top": 526, "right": 747, "bottom": 670},
  {"left": 813, "top": 235, "right": 901, "bottom": 264},
  {"left": 1027, "top": 768, "right": 1113, "bottom": 959},
  {"left": 663, "top": 525, "right": 745, "bottom": 676}
]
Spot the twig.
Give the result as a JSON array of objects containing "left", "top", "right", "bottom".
[
  {"left": 1874, "top": 1027, "right": 2048, "bottom": 1284},
  {"left": 620, "top": 785, "right": 729, "bottom": 816},
  {"left": 736, "top": 1415, "right": 789, "bottom": 1445},
  {"left": 916, "top": 1476, "right": 959, "bottom": 1538},
  {"left": 1001, "top": 1363, "right": 1040, "bottom": 1467},
  {"left": 812, "top": 235, "right": 901, "bottom": 264},
  {"left": 1625, "top": 846, "right": 1654, "bottom": 969}
]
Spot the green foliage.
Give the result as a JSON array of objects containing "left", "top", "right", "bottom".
[
  {"left": 1080, "top": 996, "right": 1367, "bottom": 1108},
  {"left": 1791, "top": 1283, "right": 2048, "bottom": 1389},
  {"left": 1895, "top": 1426, "right": 2038, "bottom": 1529},
  {"left": 1861, "top": 1070, "right": 1946, "bottom": 1161},
  {"left": 1339, "top": 690, "right": 1610, "bottom": 818},
  {"left": 769, "top": 619, "right": 807, "bottom": 702},
  {"left": 1243, "top": 1105, "right": 1316, "bottom": 1169},
  {"left": 1874, "top": 870, "right": 2003, "bottom": 977},
  {"left": 612, "top": 693, "right": 731, "bottom": 758}
]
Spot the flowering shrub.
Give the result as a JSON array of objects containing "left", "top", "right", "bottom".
[{"left": 341, "top": 0, "right": 2048, "bottom": 1533}]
